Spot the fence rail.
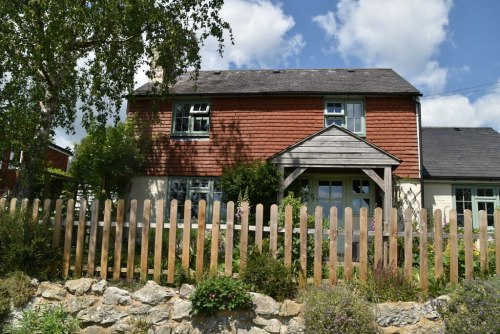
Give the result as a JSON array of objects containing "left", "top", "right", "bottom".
[{"left": 1, "top": 197, "right": 499, "bottom": 291}]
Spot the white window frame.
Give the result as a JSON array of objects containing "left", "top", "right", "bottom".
[
  {"left": 324, "top": 100, "right": 365, "bottom": 136},
  {"left": 172, "top": 101, "right": 211, "bottom": 137},
  {"left": 452, "top": 185, "right": 500, "bottom": 228}
]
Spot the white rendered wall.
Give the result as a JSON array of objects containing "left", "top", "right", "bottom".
[
  {"left": 127, "top": 176, "right": 169, "bottom": 220},
  {"left": 423, "top": 182, "right": 453, "bottom": 224}
]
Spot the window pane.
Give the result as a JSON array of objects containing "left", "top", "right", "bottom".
[
  {"left": 326, "top": 102, "right": 342, "bottom": 114},
  {"left": 477, "top": 188, "right": 494, "bottom": 197},
  {"left": 193, "top": 117, "right": 209, "bottom": 132},
  {"left": 354, "top": 118, "right": 362, "bottom": 132},
  {"left": 325, "top": 116, "right": 344, "bottom": 127},
  {"left": 346, "top": 103, "right": 354, "bottom": 117},
  {"left": 463, "top": 188, "right": 472, "bottom": 201},
  {"left": 174, "top": 104, "right": 190, "bottom": 132},
  {"left": 353, "top": 198, "right": 370, "bottom": 212},
  {"left": 332, "top": 181, "right": 342, "bottom": 200},
  {"left": 318, "top": 181, "right": 330, "bottom": 199},
  {"left": 353, "top": 180, "right": 370, "bottom": 194},
  {"left": 354, "top": 104, "right": 362, "bottom": 118},
  {"left": 455, "top": 188, "right": 463, "bottom": 199},
  {"left": 347, "top": 118, "right": 354, "bottom": 131}
]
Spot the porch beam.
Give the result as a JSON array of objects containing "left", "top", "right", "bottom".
[
  {"left": 383, "top": 167, "right": 393, "bottom": 225},
  {"left": 362, "top": 168, "right": 384, "bottom": 190},
  {"left": 280, "top": 167, "right": 307, "bottom": 192}
]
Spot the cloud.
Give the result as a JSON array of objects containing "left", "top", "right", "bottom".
[
  {"left": 200, "top": 0, "right": 305, "bottom": 70},
  {"left": 313, "top": 0, "right": 452, "bottom": 93},
  {"left": 421, "top": 81, "right": 500, "bottom": 131}
]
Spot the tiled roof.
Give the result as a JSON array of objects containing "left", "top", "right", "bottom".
[
  {"left": 422, "top": 127, "right": 500, "bottom": 180},
  {"left": 131, "top": 68, "right": 421, "bottom": 96}
]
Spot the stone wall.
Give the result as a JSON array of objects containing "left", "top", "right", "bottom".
[{"left": 3, "top": 278, "right": 448, "bottom": 334}]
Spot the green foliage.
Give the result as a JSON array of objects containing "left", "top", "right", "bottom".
[
  {"left": 0, "top": 0, "right": 230, "bottom": 198},
  {"left": 4, "top": 304, "right": 80, "bottom": 334},
  {"left": 240, "top": 250, "right": 297, "bottom": 301},
  {"left": 69, "top": 120, "right": 145, "bottom": 200},
  {"left": 0, "top": 272, "right": 35, "bottom": 325},
  {"left": 442, "top": 276, "right": 500, "bottom": 334},
  {"left": 189, "top": 276, "right": 252, "bottom": 315},
  {"left": 0, "top": 210, "right": 58, "bottom": 279},
  {"left": 360, "top": 263, "right": 420, "bottom": 302},
  {"left": 220, "top": 160, "right": 281, "bottom": 209},
  {"left": 173, "top": 265, "right": 196, "bottom": 287},
  {"left": 442, "top": 237, "right": 496, "bottom": 279},
  {"left": 300, "top": 284, "right": 379, "bottom": 334}
]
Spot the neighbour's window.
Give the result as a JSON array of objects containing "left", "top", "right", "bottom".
[
  {"left": 8, "top": 150, "right": 22, "bottom": 170},
  {"left": 453, "top": 186, "right": 499, "bottom": 227},
  {"left": 324, "top": 100, "right": 365, "bottom": 135},
  {"left": 172, "top": 101, "right": 210, "bottom": 136}
]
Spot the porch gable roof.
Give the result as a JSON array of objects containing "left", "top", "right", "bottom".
[{"left": 269, "top": 124, "right": 401, "bottom": 168}]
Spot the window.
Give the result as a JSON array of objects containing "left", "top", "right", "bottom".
[
  {"left": 8, "top": 150, "right": 22, "bottom": 170},
  {"left": 172, "top": 101, "right": 210, "bottom": 136},
  {"left": 352, "top": 180, "right": 371, "bottom": 213},
  {"left": 168, "top": 177, "right": 225, "bottom": 223},
  {"left": 324, "top": 100, "right": 365, "bottom": 135},
  {"left": 453, "top": 185, "right": 500, "bottom": 227}
]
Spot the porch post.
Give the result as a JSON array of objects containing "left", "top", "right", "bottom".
[
  {"left": 277, "top": 166, "right": 285, "bottom": 204},
  {"left": 383, "top": 167, "right": 393, "bottom": 227}
]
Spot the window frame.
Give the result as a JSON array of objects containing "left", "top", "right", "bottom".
[
  {"left": 452, "top": 184, "right": 500, "bottom": 228},
  {"left": 171, "top": 100, "right": 211, "bottom": 137},
  {"left": 324, "top": 99, "right": 366, "bottom": 136},
  {"left": 167, "top": 177, "right": 225, "bottom": 223}
]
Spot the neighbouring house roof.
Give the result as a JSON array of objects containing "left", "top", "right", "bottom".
[
  {"left": 422, "top": 127, "right": 500, "bottom": 180},
  {"left": 269, "top": 124, "right": 400, "bottom": 168},
  {"left": 48, "top": 143, "right": 73, "bottom": 157},
  {"left": 131, "top": 68, "right": 421, "bottom": 97}
]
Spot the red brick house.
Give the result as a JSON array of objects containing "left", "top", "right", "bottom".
[
  {"left": 0, "top": 143, "right": 73, "bottom": 196},
  {"left": 127, "top": 69, "right": 422, "bottom": 228}
]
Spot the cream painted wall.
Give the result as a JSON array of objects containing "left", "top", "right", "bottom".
[
  {"left": 395, "top": 180, "right": 422, "bottom": 226},
  {"left": 423, "top": 182, "right": 453, "bottom": 223},
  {"left": 128, "top": 176, "right": 169, "bottom": 220}
]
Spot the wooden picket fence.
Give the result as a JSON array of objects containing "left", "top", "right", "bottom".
[{"left": 1, "top": 197, "right": 499, "bottom": 292}]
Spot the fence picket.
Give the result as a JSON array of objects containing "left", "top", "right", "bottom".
[
  {"left": 21, "top": 198, "right": 28, "bottom": 212},
  {"left": 284, "top": 205, "right": 293, "bottom": 267},
  {"left": 75, "top": 199, "right": 87, "bottom": 278},
  {"left": 404, "top": 208, "right": 413, "bottom": 280},
  {"left": 345, "top": 207, "right": 353, "bottom": 281},
  {"left": 196, "top": 200, "right": 206, "bottom": 280},
  {"left": 140, "top": 199, "right": 151, "bottom": 281},
  {"left": 389, "top": 208, "right": 398, "bottom": 270},
  {"left": 167, "top": 200, "right": 178, "bottom": 284},
  {"left": 419, "top": 209, "right": 428, "bottom": 292},
  {"left": 9, "top": 198, "right": 17, "bottom": 215},
  {"left": 240, "top": 201, "right": 249, "bottom": 271},
  {"left": 87, "top": 199, "right": 99, "bottom": 277},
  {"left": 52, "top": 199, "right": 63, "bottom": 250},
  {"left": 32, "top": 198, "right": 40, "bottom": 223},
  {"left": 0, "top": 198, "right": 5, "bottom": 212},
  {"left": 449, "top": 209, "right": 459, "bottom": 284},
  {"left": 464, "top": 209, "right": 473, "bottom": 280},
  {"left": 153, "top": 199, "right": 164, "bottom": 283},
  {"left": 113, "top": 199, "right": 125, "bottom": 281},
  {"left": 299, "top": 206, "right": 308, "bottom": 288},
  {"left": 225, "top": 202, "right": 235, "bottom": 277},
  {"left": 270, "top": 205, "right": 278, "bottom": 259},
  {"left": 255, "top": 204, "right": 263, "bottom": 252},
  {"left": 210, "top": 201, "right": 220, "bottom": 275},
  {"left": 359, "top": 207, "right": 368, "bottom": 282},
  {"left": 374, "top": 207, "right": 383, "bottom": 268},
  {"left": 434, "top": 209, "right": 443, "bottom": 279},
  {"left": 127, "top": 200, "right": 137, "bottom": 281},
  {"left": 329, "top": 206, "right": 338, "bottom": 285},
  {"left": 495, "top": 209, "right": 500, "bottom": 277},
  {"left": 182, "top": 200, "right": 192, "bottom": 270},
  {"left": 314, "top": 206, "right": 322, "bottom": 287},
  {"left": 62, "top": 199, "right": 75, "bottom": 278},
  {"left": 100, "top": 199, "right": 112, "bottom": 280},
  {"left": 479, "top": 210, "right": 488, "bottom": 275},
  {"left": 42, "top": 199, "right": 51, "bottom": 226}
]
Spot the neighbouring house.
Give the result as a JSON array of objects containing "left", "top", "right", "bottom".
[
  {"left": 0, "top": 143, "right": 73, "bottom": 196},
  {"left": 127, "top": 69, "right": 423, "bottom": 237},
  {"left": 422, "top": 127, "right": 500, "bottom": 228}
]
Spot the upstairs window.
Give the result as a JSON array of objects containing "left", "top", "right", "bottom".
[
  {"left": 172, "top": 101, "right": 210, "bottom": 137},
  {"left": 324, "top": 100, "right": 365, "bottom": 135}
]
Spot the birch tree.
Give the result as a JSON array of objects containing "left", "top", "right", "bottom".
[{"left": 0, "top": 0, "right": 230, "bottom": 198}]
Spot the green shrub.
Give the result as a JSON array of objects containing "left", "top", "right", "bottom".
[
  {"left": 0, "top": 210, "right": 59, "bottom": 279},
  {"left": 360, "top": 263, "right": 420, "bottom": 302},
  {"left": 190, "top": 276, "right": 252, "bottom": 315},
  {"left": 173, "top": 264, "right": 196, "bottom": 287},
  {"left": 300, "top": 284, "right": 378, "bottom": 334},
  {"left": 442, "top": 276, "right": 500, "bottom": 334},
  {"left": 240, "top": 250, "right": 297, "bottom": 301},
  {"left": 4, "top": 304, "right": 80, "bottom": 334},
  {"left": 0, "top": 272, "right": 35, "bottom": 320}
]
